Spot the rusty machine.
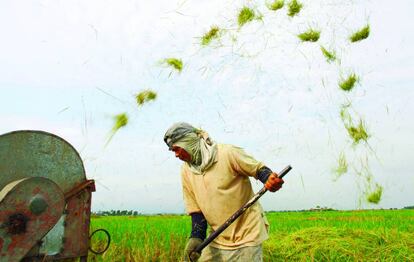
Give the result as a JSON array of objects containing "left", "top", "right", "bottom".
[{"left": 0, "top": 130, "right": 109, "bottom": 261}]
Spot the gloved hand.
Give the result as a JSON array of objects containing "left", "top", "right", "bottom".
[
  {"left": 265, "top": 172, "right": 284, "bottom": 192},
  {"left": 183, "top": 237, "right": 203, "bottom": 261}
]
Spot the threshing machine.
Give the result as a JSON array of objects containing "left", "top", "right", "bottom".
[{"left": 0, "top": 130, "right": 109, "bottom": 261}]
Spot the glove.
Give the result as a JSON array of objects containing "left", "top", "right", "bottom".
[
  {"left": 183, "top": 237, "right": 203, "bottom": 261},
  {"left": 265, "top": 173, "right": 284, "bottom": 192}
]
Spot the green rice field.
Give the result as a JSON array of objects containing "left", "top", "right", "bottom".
[{"left": 89, "top": 210, "right": 414, "bottom": 261}]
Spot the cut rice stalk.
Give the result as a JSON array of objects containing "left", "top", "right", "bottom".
[
  {"left": 135, "top": 90, "right": 157, "bottom": 106},
  {"left": 163, "top": 58, "right": 183, "bottom": 72},
  {"left": 346, "top": 120, "right": 369, "bottom": 144},
  {"left": 321, "top": 46, "right": 336, "bottom": 63},
  {"left": 298, "top": 29, "right": 320, "bottom": 42},
  {"left": 106, "top": 113, "right": 128, "bottom": 146},
  {"left": 367, "top": 184, "right": 383, "bottom": 204},
  {"left": 201, "top": 26, "right": 220, "bottom": 46},
  {"left": 238, "top": 7, "right": 256, "bottom": 27},
  {"left": 288, "top": 0, "right": 303, "bottom": 17},
  {"left": 339, "top": 73, "right": 358, "bottom": 91},
  {"left": 334, "top": 152, "right": 348, "bottom": 178},
  {"left": 350, "top": 25, "right": 370, "bottom": 43},
  {"left": 267, "top": 0, "right": 284, "bottom": 11}
]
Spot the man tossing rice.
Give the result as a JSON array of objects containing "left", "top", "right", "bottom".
[{"left": 164, "top": 122, "right": 284, "bottom": 262}]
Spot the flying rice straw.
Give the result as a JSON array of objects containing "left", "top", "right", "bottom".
[
  {"left": 340, "top": 104, "right": 369, "bottom": 144},
  {"left": 298, "top": 29, "right": 320, "bottom": 42},
  {"left": 333, "top": 151, "right": 348, "bottom": 179},
  {"left": 339, "top": 73, "right": 359, "bottom": 91},
  {"left": 163, "top": 58, "right": 183, "bottom": 73},
  {"left": 349, "top": 25, "right": 370, "bottom": 43},
  {"left": 106, "top": 113, "right": 128, "bottom": 146},
  {"left": 320, "top": 46, "right": 336, "bottom": 63},
  {"left": 287, "top": 0, "right": 302, "bottom": 17},
  {"left": 201, "top": 26, "right": 220, "bottom": 46},
  {"left": 346, "top": 120, "right": 369, "bottom": 144},
  {"left": 267, "top": 0, "right": 284, "bottom": 11},
  {"left": 366, "top": 184, "right": 383, "bottom": 204},
  {"left": 135, "top": 90, "right": 157, "bottom": 106},
  {"left": 237, "top": 6, "right": 256, "bottom": 27}
]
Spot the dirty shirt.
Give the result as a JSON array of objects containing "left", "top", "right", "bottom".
[{"left": 181, "top": 144, "right": 269, "bottom": 250}]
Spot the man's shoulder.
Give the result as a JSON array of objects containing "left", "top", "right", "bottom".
[
  {"left": 180, "top": 162, "right": 191, "bottom": 173},
  {"left": 218, "top": 143, "right": 244, "bottom": 155},
  {"left": 217, "top": 143, "right": 241, "bottom": 151}
]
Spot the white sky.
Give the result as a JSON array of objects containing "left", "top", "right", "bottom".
[{"left": 1, "top": 0, "right": 413, "bottom": 213}]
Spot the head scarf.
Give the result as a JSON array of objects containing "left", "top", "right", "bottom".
[{"left": 164, "top": 122, "right": 217, "bottom": 175}]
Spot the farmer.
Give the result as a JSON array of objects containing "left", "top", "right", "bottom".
[{"left": 164, "top": 122, "right": 284, "bottom": 262}]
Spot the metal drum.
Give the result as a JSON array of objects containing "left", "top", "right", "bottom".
[{"left": 0, "top": 130, "right": 103, "bottom": 261}]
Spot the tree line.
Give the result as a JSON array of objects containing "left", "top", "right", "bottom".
[{"left": 93, "top": 210, "right": 140, "bottom": 216}]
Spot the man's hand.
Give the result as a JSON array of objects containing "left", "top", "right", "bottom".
[
  {"left": 265, "top": 172, "right": 284, "bottom": 192},
  {"left": 184, "top": 238, "right": 202, "bottom": 261}
]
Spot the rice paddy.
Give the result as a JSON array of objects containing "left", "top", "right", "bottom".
[
  {"left": 298, "top": 29, "right": 320, "bottom": 42},
  {"left": 350, "top": 25, "right": 370, "bottom": 43},
  {"left": 89, "top": 209, "right": 414, "bottom": 261}
]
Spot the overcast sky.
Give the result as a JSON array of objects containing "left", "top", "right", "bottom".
[{"left": 1, "top": 0, "right": 413, "bottom": 213}]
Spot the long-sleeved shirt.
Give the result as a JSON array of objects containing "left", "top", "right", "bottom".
[{"left": 181, "top": 144, "right": 269, "bottom": 250}]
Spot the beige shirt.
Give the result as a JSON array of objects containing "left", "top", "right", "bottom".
[{"left": 181, "top": 144, "right": 269, "bottom": 250}]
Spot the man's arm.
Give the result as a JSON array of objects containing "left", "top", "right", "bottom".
[
  {"left": 228, "top": 145, "right": 284, "bottom": 191},
  {"left": 257, "top": 166, "right": 284, "bottom": 192},
  {"left": 256, "top": 166, "right": 273, "bottom": 183},
  {"left": 184, "top": 212, "right": 207, "bottom": 261},
  {"left": 190, "top": 212, "right": 207, "bottom": 240}
]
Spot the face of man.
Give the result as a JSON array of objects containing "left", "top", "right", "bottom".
[{"left": 172, "top": 146, "right": 192, "bottom": 162}]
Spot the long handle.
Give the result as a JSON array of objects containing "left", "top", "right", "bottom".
[{"left": 190, "top": 165, "right": 292, "bottom": 259}]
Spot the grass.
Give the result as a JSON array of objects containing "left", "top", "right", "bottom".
[
  {"left": 339, "top": 73, "right": 358, "bottom": 91},
  {"left": 350, "top": 25, "right": 370, "bottom": 43},
  {"left": 135, "top": 90, "right": 157, "bottom": 106},
  {"left": 267, "top": 0, "right": 284, "bottom": 11},
  {"left": 321, "top": 46, "right": 336, "bottom": 63},
  {"left": 287, "top": 0, "right": 303, "bottom": 17},
  {"left": 346, "top": 119, "right": 369, "bottom": 144},
  {"left": 89, "top": 210, "right": 414, "bottom": 261},
  {"left": 367, "top": 184, "right": 383, "bottom": 204},
  {"left": 201, "top": 26, "right": 220, "bottom": 46},
  {"left": 163, "top": 58, "right": 183, "bottom": 73},
  {"left": 298, "top": 29, "right": 320, "bottom": 42}
]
